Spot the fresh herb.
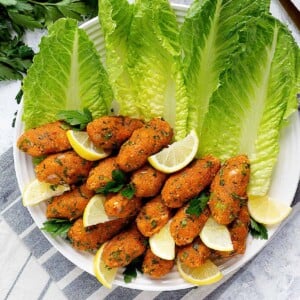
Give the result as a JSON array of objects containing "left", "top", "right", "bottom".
[
  {"left": 56, "top": 108, "right": 93, "bottom": 130},
  {"left": 112, "top": 169, "right": 127, "bottom": 183},
  {"left": 32, "top": 155, "right": 46, "bottom": 166},
  {"left": 12, "top": 89, "right": 23, "bottom": 128},
  {"left": 97, "top": 180, "right": 124, "bottom": 194},
  {"left": 186, "top": 192, "right": 210, "bottom": 216},
  {"left": 15, "top": 88, "right": 23, "bottom": 104},
  {"left": 121, "top": 183, "right": 135, "bottom": 199},
  {"left": 96, "top": 169, "right": 128, "bottom": 195},
  {"left": 0, "top": 0, "right": 98, "bottom": 81},
  {"left": 123, "top": 256, "right": 143, "bottom": 283},
  {"left": 41, "top": 218, "right": 73, "bottom": 238},
  {"left": 249, "top": 217, "right": 268, "bottom": 240},
  {"left": 0, "top": 37, "right": 34, "bottom": 80}
]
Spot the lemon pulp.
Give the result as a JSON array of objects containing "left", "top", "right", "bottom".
[{"left": 148, "top": 129, "right": 199, "bottom": 173}]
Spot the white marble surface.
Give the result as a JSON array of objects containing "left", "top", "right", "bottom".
[{"left": 0, "top": 1, "right": 300, "bottom": 299}]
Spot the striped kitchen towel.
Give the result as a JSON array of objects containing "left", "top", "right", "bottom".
[{"left": 1, "top": 147, "right": 300, "bottom": 300}]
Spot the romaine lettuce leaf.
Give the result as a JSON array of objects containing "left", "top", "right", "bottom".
[
  {"left": 127, "top": 0, "right": 188, "bottom": 139},
  {"left": 99, "top": 0, "right": 189, "bottom": 139},
  {"left": 181, "top": 0, "right": 267, "bottom": 139},
  {"left": 22, "top": 18, "right": 113, "bottom": 129},
  {"left": 98, "top": 0, "right": 140, "bottom": 117},
  {"left": 283, "top": 46, "right": 300, "bottom": 120},
  {"left": 198, "top": 16, "right": 299, "bottom": 195}
]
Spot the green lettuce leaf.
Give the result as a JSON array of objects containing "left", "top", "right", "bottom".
[
  {"left": 98, "top": 0, "right": 139, "bottom": 117},
  {"left": 199, "top": 16, "right": 299, "bottom": 195},
  {"left": 283, "top": 46, "right": 300, "bottom": 120},
  {"left": 127, "top": 0, "right": 189, "bottom": 139},
  {"left": 99, "top": 0, "right": 189, "bottom": 139},
  {"left": 181, "top": 0, "right": 267, "bottom": 139},
  {"left": 22, "top": 18, "right": 113, "bottom": 129}
]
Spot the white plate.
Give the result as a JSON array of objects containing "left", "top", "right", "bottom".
[{"left": 13, "top": 3, "right": 300, "bottom": 291}]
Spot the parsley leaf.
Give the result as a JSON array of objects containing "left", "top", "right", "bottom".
[
  {"left": 32, "top": 155, "right": 46, "bottom": 166},
  {"left": 0, "top": 0, "right": 98, "bottom": 81},
  {"left": 56, "top": 108, "right": 93, "bottom": 130},
  {"left": 0, "top": 36, "right": 34, "bottom": 80},
  {"left": 112, "top": 169, "right": 127, "bottom": 183},
  {"left": 123, "top": 256, "right": 143, "bottom": 283},
  {"left": 96, "top": 169, "right": 128, "bottom": 195},
  {"left": 186, "top": 192, "right": 210, "bottom": 216},
  {"left": 41, "top": 218, "right": 73, "bottom": 239},
  {"left": 121, "top": 183, "right": 136, "bottom": 199},
  {"left": 249, "top": 217, "right": 268, "bottom": 240}
]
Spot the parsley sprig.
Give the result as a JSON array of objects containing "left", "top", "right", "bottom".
[
  {"left": 121, "top": 183, "right": 136, "bottom": 200},
  {"left": 0, "top": 0, "right": 98, "bottom": 81},
  {"left": 56, "top": 108, "right": 93, "bottom": 130},
  {"left": 96, "top": 170, "right": 136, "bottom": 199},
  {"left": 186, "top": 192, "right": 210, "bottom": 216},
  {"left": 96, "top": 169, "right": 127, "bottom": 194},
  {"left": 249, "top": 217, "right": 268, "bottom": 240},
  {"left": 123, "top": 256, "right": 143, "bottom": 283},
  {"left": 41, "top": 218, "right": 73, "bottom": 238}
]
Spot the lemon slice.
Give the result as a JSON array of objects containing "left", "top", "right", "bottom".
[
  {"left": 149, "top": 221, "right": 175, "bottom": 260},
  {"left": 148, "top": 129, "right": 199, "bottom": 173},
  {"left": 22, "top": 179, "right": 70, "bottom": 206},
  {"left": 83, "top": 194, "right": 116, "bottom": 227},
  {"left": 177, "top": 258, "right": 223, "bottom": 286},
  {"left": 66, "top": 130, "right": 111, "bottom": 161},
  {"left": 248, "top": 195, "right": 292, "bottom": 225},
  {"left": 93, "top": 242, "right": 118, "bottom": 289},
  {"left": 199, "top": 217, "right": 233, "bottom": 251}
]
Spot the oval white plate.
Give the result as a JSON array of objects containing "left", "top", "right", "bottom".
[{"left": 13, "top": 3, "right": 300, "bottom": 291}]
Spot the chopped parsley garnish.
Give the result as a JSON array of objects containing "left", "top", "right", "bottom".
[
  {"left": 123, "top": 256, "right": 143, "bottom": 283},
  {"left": 56, "top": 108, "right": 93, "bottom": 130},
  {"left": 41, "top": 218, "right": 73, "bottom": 239},
  {"left": 249, "top": 217, "right": 268, "bottom": 240},
  {"left": 186, "top": 192, "right": 210, "bottom": 216}
]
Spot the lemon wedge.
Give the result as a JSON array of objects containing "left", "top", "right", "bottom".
[
  {"left": 199, "top": 217, "right": 233, "bottom": 252},
  {"left": 66, "top": 130, "right": 111, "bottom": 161},
  {"left": 148, "top": 129, "right": 199, "bottom": 173},
  {"left": 149, "top": 221, "right": 175, "bottom": 260},
  {"left": 248, "top": 195, "right": 292, "bottom": 225},
  {"left": 177, "top": 258, "right": 223, "bottom": 286},
  {"left": 22, "top": 179, "right": 70, "bottom": 206},
  {"left": 83, "top": 194, "right": 115, "bottom": 227},
  {"left": 93, "top": 242, "right": 118, "bottom": 289}
]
